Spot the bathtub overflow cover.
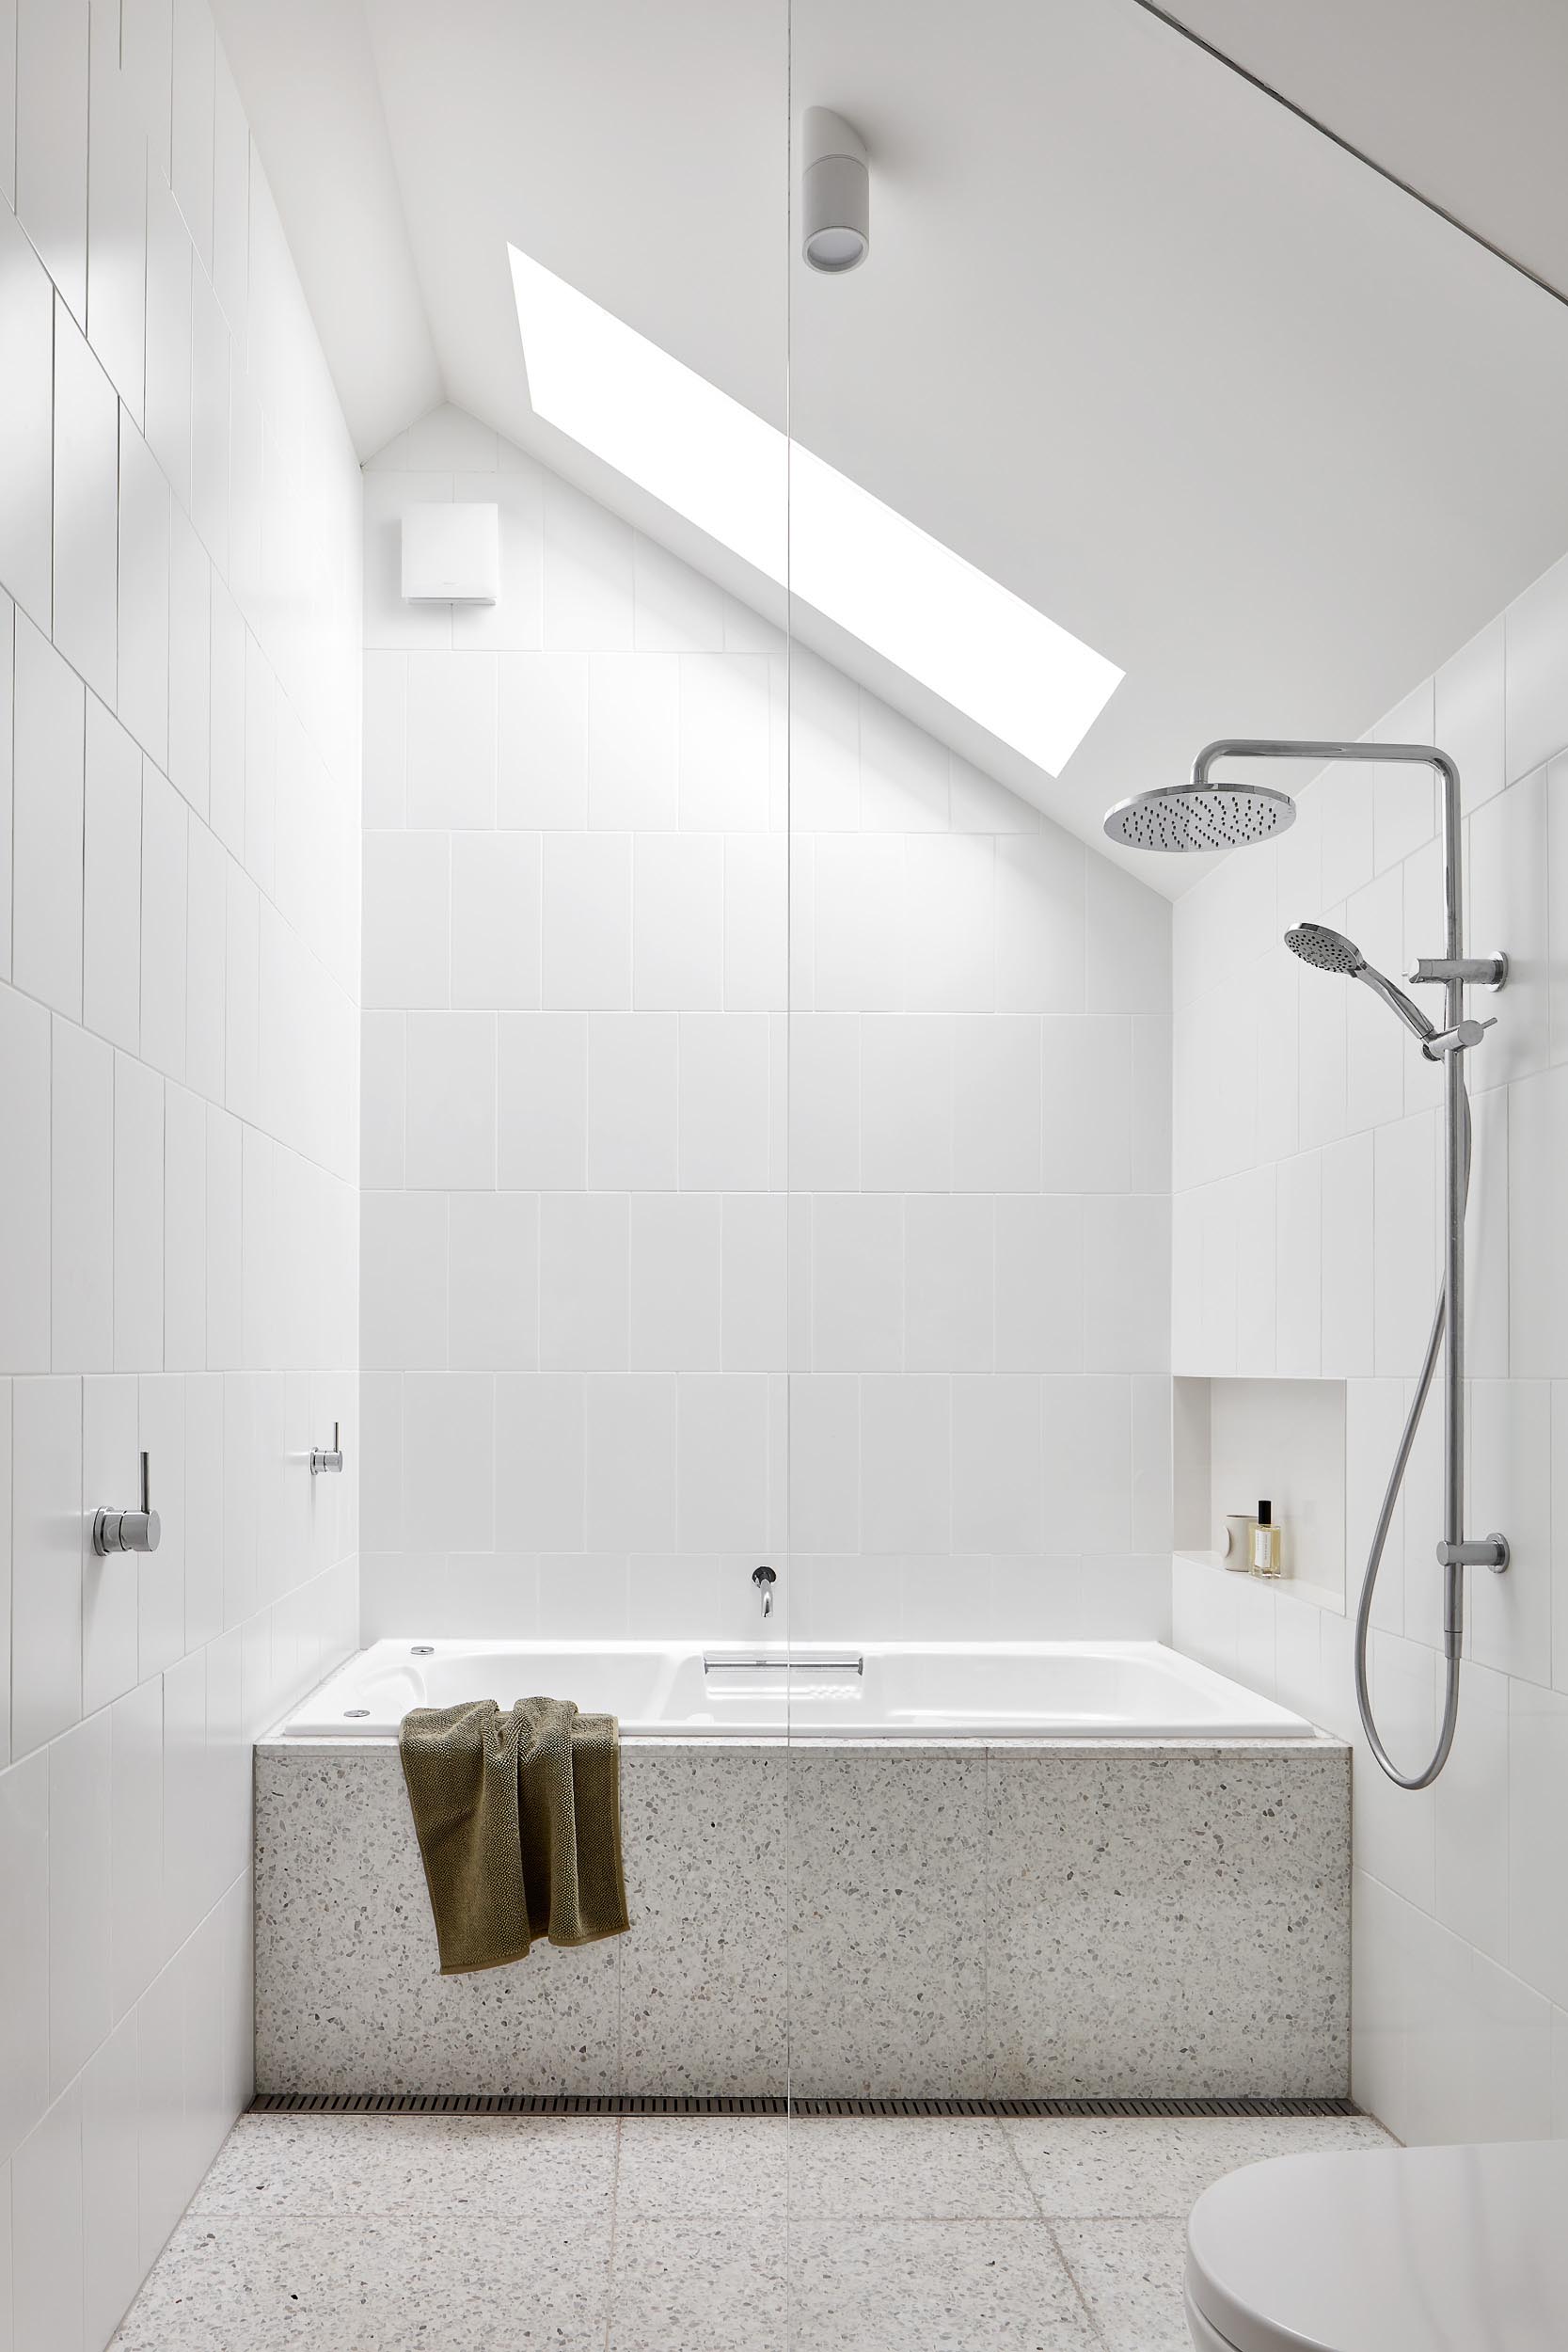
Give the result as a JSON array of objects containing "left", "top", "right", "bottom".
[{"left": 344, "top": 1708, "right": 370, "bottom": 1718}]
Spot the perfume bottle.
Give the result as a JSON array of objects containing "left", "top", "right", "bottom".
[{"left": 1251, "top": 1498, "right": 1282, "bottom": 1579}]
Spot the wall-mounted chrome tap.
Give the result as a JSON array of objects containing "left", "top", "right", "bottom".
[
  {"left": 309, "top": 1422, "right": 344, "bottom": 1476},
  {"left": 93, "top": 1452, "right": 161, "bottom": 1557},
  {"left": 752, "top": 1564, "right": 777, "bottom": 1621}
]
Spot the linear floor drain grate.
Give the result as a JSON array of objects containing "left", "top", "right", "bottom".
[{"left": 250, "top": 2090, "right": 1363, "bottom": 2121}]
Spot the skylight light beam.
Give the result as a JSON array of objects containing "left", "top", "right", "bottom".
[{"left": 509, "top": 245, "right": 1122, "bottom": 776}]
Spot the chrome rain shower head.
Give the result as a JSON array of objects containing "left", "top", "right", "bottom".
[
  {"left": 1284, "top": 921, "right": 1365, "bottom": 976},
  {"left": 1101, "top": 781, "right": 1295, "bottom": 853}
]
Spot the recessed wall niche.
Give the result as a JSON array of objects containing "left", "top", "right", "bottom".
[{"left": 1173, "top": 1377, "right": 1348, "bottom": 1611}]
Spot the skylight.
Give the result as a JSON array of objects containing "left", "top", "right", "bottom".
[{"left": 509, "top": 246, "right": 1122, "bottom": 777}]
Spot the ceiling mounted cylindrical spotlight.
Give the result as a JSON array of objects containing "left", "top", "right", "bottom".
[{"left": 802, "top": 106, "right": 869, "bottom": 273}]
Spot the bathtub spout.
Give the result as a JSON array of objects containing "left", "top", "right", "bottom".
[{"left": 752, "top": 1565, "right": 777, "bottom": 1621}]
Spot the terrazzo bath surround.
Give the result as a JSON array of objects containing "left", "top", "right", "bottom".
[{"left": 255, "top": 1733, "right": 1350, "bottom": 2099}]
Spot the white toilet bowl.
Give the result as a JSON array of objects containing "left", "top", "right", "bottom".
[{"left": 1185, "top": 2138, "right": 1568, "bottom": 2352}]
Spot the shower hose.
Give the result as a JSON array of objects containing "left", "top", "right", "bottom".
[{"left": 1352, "top": 1092, "right": 1470, "bottom": 1790}]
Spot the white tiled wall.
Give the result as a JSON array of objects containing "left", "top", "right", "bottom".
[
  {"left": 0, "top": 4, "right": 361, "bottom": 2342},
  {"left": 1169, "top": 549, "right": 1568, "bottom": 2143},
  {"left": 360, "top": 408, "right": 1174, "bottom": 1648}
]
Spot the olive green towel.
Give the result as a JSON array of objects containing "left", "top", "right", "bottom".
[{"left": 398, "top": 1697, "right": 631, "bottom": 1975}]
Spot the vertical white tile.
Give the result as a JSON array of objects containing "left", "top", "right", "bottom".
[
  {"left": 136, "top": 1373, "right": 184, "bottom": 1676},
  {"left": 680, "top": 654, "right": 768, "bottom": 830},
  {"left": 1435, "top": 614, "right": 1504, "bottom": 813},
  {"left": 905, "top": 1196, "right": 993, "bottom": 1372},
  {"left": 86, "top": 16, "right": 148, "bottom": 420},
  {"left": 359, "top": 1191, "right": 446, "bottom": 1372},
  {"left": 82, "top": 698, "right": 143, "bottom": 1054},
  {"left": 204, "top": 1104, "right": 241, "bottom": 1368},
  {"left": 586, "top": 1013, "right": 676, "bottom": 1191},
  {"left": 162, "top": 1081, "right": 206, "bottom": 1372},
  {"left": 497, "top": 652, "right": 589, "bottom": 828},
  {"left": 814, "top": 835, "right": 902, "bottom": 1010},
  {"left": 675, "top": 1375, "right": 767, "bottom": 1550},
  {"left": 10, "top": 2082, "right": 83, "bottom": 2352},
  {"left": 139, "top": 761, "right": 188, "bottom": 1079},
  {"left": 588, "top": 654, "right": 677, "bottom": 829},
  {"left": 538, "top": 1196, "right": 628, "bottom": 1373},
  {"left": 1468, "top": 768, "right": 1548, "bottom": 1084},
  {"left": 584, "top": 1375, "right": 676, "bottom": 1549},
  {"left": 1467, "top": 1378, "right": 1552, "bottom": 1688},
  {"left": 722, "top": 834, "right": 786, "bottom": 1012},
  {"left": 184, "top": 815, "right": 226, "bottom": 1100},
  {"left": 860, "top": 1375, "right": 950, "bottom": 1554},
  {"left": 166, "top": 506, "right": 211, "bottom": 816},
  {"left": 81, "top": 1374, "right": 139, "bottom": 1712},
  {"left": 812, "top": 1196, "right": 903, "bottom": 1373},
  {"left": 1040, "top": 1017, "right": 1130, "bottom": 1191},
  {"left": 498, "top": 1013, "right": 585, "bottom": 1190},
  {"left": 1509, "top": 1679, "right": 1568, "bottom": 2007},
  {"left": 405, "top": 651, "right": 497, "bottom": 827},
  {"left": 11, "top": 1377, "right": 83, "bottom": 1756},
  {"left": 721, "top": 1195, "right": 785, "bottom": 1373},
  {"left": 1084, "top": 1195, "right": 1171, "bottom": 1375},
  {"left": 51, "top": 300, "right": 119, "bottom": 703},
  {"left": 361, "top": 831, "right": 450, "bottom": 1009},
  {"left": 0, "top": 203, "right": 55, "bottom": 628},
  {"left": 542, "top": 833, "right": 631, "bottom": 1009},
  {"left": 450, "top": 833, "right": 541, "bottom": 1010},
  {"left": 995, "top": 1197, "right": 1084, "bottom": 1373},
  {"left": 1321, "top": 1130, "right": 1374, "bottom": 1377},
  {"left": 207, "top": 576, "right": 243, "bottom": 855},
  {"left": 629, "top": 1196, "right": 721, "bottom": 1371},
  {"left": 169, "top": 0, "right": 214, "bottom": 267},
  {"left": 0, "top": 591, "right": 12, "bottom": 978},
  {"left": 1504, "top": 549, "right": 1568, "bottom": 785},
  {"left": 633, "top": 535, "right": 721, "bottom": 655},
  {"left": 1509, "top": 1062, "right": 1568, "bottom": 1380},
  {"left": 494, "top": 1375, "right": 584, "bottom": 1550},
  {"left": 903, "top": 835, "right": 994, "bottom": 1011},
  {"left": 950, "top": 1015, "right": 1041, "bottom": 1192},
  {"left": 952, "top": 1375, "right": 1042, "bottom": 1551},
  {"left": 1040, "top": 1374, "right": 1132, "bottom": 1551},
  {"left": 0, "top": 1749, "right": 50, "bottom": 2162},
  {"left": 788, "top": 1375, "right": 860, "bottom": 1552},
  {"left": 143, "top": 157, "right": 192, "bottom": 511},
  {"left": 51, "top": 1018, "right": 114, "bottom": 1371},
  {"left": 15, "top": 0, "right": 89, "bottom": 319},
  {"left": 996, "top": 833, "right": 1085, "bottom": 1013},
  {"left": 48, "top": 1708, "right": 112, "bottom": 2089},
  {"left": 117, "top": 418, "right": 170, "bottom": 767},
  {"left": 860, "top": 1016, "right": 952, "bottom": 1191},
  {"left": 448, "top": 1193, "right": 538, "bottom": 1373},
  {"left": 0, "top": 987, "right": 52, "bottom": 1371},
  {"left": 81, "top": 2010, "right": 140, "bottom": 2347},
  {"left": 404, "top": 1012, "right": 496, "bottom": 1189},
  {"left": 678, "top": 1014, "right": 769, "bottom": 1191},
  {"left": 786, "top": 1016, "right": 860, "bottom": 1192},
  {"left": 1275, "top": 1149, "right": 1322, "bottom": 1377},
  {"left": 13, "top": 614, "right": 86, "bottom": 1019},
  {"left": 633, "top": 834, "right": 721, "bottom": 1009}
]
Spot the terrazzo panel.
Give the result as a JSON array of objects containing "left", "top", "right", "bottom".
[{"left": 254, "top": 1736, "right": 1349, "bottom": 2097}]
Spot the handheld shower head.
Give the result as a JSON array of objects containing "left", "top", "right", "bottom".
[
  {"left": 1284, "top": 921, "right": 1365, "bottom": 976},
  {"left": 1285, "top": 920, "right": 1435, "bottom": 1046}
]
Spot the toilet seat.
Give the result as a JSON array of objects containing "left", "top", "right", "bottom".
[{"left": 1185, "top": 2139, "right": 1568, "bottom": 2352}]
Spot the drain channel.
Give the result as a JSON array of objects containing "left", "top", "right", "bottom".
[{"left": 250, "top": 2090, "right": 1362, "bottom": 2120}]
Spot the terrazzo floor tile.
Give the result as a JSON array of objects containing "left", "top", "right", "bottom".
[
  {"left": 1003, "top": 2113, "right": 1392, "bottom": 2218},
  {"left": 1053, "top": 2217, "right": 1190, "bottom": 2352},
  {"left": 110, "top": 2213, "right": 614, "bottom": 2350},
  {"left": 787, "top": 2116, "right": 1037, "bottom": 2218},
  {"left": 191, "top": 2111, "right": 619, "bottom": 2219},
  {"left": 609, "top": 2217, "right": 788, "bottom": 2351},
  {"left": 616, "top": 2114, "right": 789, "bottom": 2216},
  {"left": 785, "top": 2218, "right": 1098, "bottom": 2351}
]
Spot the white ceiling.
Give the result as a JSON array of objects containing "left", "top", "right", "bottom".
[{"left": 213, "top": 0, "right": 1568, "bottom": 897}]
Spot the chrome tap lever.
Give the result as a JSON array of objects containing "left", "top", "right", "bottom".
[
  {"left": 752, "top": 1564, "right": 777, "bottom": 1620},
  {"left": 309, "top": 1422, "right": 344, "bottom": 1476},
  {"left": 93, "top": 1452, "right": 161, "bottom": 1557}
]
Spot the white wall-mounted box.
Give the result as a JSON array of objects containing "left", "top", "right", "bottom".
[{"left": 401, "top": 503, "right": 500, "bottom": 603}]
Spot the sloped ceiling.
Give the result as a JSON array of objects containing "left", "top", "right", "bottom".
[{"left": 214, "top": 0, "right": 1568, "bottom": 894}]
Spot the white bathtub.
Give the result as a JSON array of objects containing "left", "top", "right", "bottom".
[{"left": 278, "top": 1637, "right": 1313, "bottom": 1741}]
